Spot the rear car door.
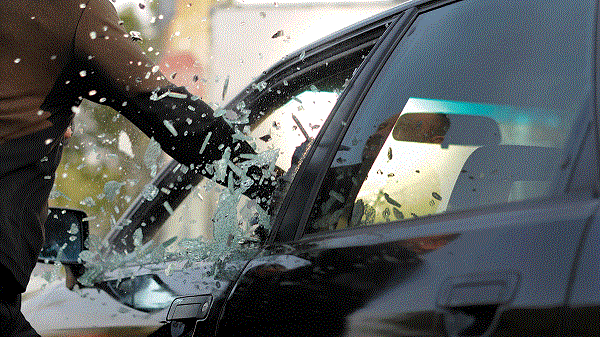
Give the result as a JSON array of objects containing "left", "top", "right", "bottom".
[
  {"left": 142, "top": 7, "right": 405, "bottom": 337},
  {"left": 216, "top": 0, "right": 598, "bottom": 336}
]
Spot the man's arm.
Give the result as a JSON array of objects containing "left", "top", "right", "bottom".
[{"left": 70, "top": 0, "right": 275, "bottom": 208}]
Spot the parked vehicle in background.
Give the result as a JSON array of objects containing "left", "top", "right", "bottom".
[{"left": 26, "top": 0, "right": 600, "bottom": 336}]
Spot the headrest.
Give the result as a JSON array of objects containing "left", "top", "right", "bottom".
[{"left": 441, "top": 114, "right": 501, "bottom": 148}]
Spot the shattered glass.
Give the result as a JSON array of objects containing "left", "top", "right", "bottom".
[
  {"left": 141, "top": 183, "right": 159, "bottom": 201},
  {"left": 103, "top": 181, "right": 126, "bottom": 202},
  {"left": 38, "top": 10, "right": 367, "bottom": 297},
  {"left": 73, "top": 85, "right": 341, "bottom": 286},
  {"left": 144, "top": 138, "right": 161, "bottom": 177}
]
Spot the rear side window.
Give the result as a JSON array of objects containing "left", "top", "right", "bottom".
[{"left": 306, "top": 0, "right": 595, "bottom": 234}]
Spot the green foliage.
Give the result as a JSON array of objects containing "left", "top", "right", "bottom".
[
  {"left": 49, "top": 6, "right": 168, "bottom": 239},
  {"left": 50, "top": 102, "right": 169, "bottom": 239}
]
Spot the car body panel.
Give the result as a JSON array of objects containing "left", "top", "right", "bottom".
[{"left": 214, "top": 0, "right": 600, "bottom": 336}]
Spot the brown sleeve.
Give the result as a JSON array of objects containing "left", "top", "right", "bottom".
[
  {"left": 73, "top": 0, "right": 170, "bottom": 97},
  {"left": 71, "top": 0, "right": 225, "bottom": 165},
  {"left": 122, "top": 86, "right": 276, "bottom": 208}
]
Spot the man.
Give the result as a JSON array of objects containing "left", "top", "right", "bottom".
[{"left": 0, "top": 1, "right": 268, "bottom": 335}]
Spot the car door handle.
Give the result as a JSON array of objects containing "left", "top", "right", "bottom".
[
  {"left": 166, "top": 295, "right": 213, "bottom": 321},
  {"left": 436, "top": 270, "right": 521, "bottom": 337}
]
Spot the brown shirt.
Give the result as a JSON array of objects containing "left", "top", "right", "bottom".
[
  {"left": 0, "top": 0, "right": 169, "bottom": 141},
  {"left": 2, "top": 0, "right": 252, "bottom": 169}
]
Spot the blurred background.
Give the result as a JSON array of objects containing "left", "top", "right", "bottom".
[{"left": 49, "top": 0, "right": 402, "bottom": 240}]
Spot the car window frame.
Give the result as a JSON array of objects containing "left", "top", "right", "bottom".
[
  {"left": 594, "top": 0, "right": 600, "bottom": 191},
  {"left": 269, "top": 7, "right": 418, "bottom": 243},
  {"left": 560, "top": 0, "right": 600, "bottom": 195}
]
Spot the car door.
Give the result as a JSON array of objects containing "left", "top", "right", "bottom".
[
  {"left": 45, "top": 8, "right": 402, "bottom": 337},
  {"left": 215, "top": 0, "right": 598, "bottom": 336},
  {"left": 562, "top": 53, "right": 600, "bottom": 336}
]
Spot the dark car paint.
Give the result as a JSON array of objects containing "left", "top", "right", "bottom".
[
  {"left": 216, "top": 199, "right": 597, "bottom": 336},
  {"left": 207, "top": 1, "right": 600, "bottom": 336},
  {"left": 566, "top": 209, "right": 600, "bottom": 336},
  {"left": 96, "top": 6, "right": 408, "bottom": 336}
]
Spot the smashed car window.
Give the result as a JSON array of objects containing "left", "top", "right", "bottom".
[
  {"left": 40, "top": 0, "right": 385, "bottom": 288},
  {"left": 73, "top": 64, "right": 359, "bottom": 286},
  {"left": 151, "top": 88, "right": 340, "bottom": 256}
]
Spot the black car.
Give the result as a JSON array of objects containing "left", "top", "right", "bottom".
[{"left": 38, "top": 0, "right": 600, "bottom": 336}]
